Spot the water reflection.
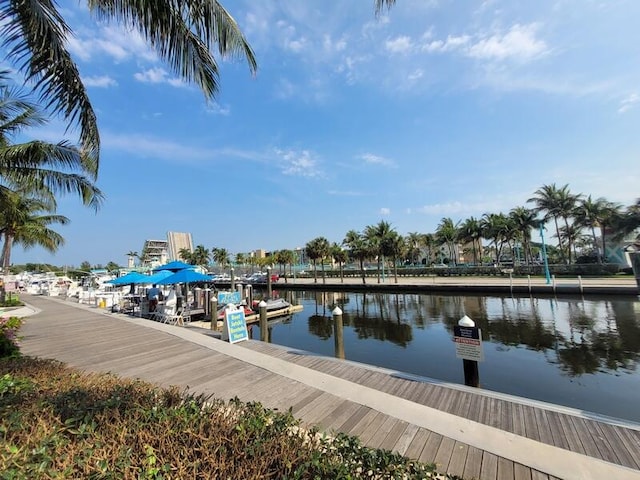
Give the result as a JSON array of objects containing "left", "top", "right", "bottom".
[{"left": 262, "top": 290, "right": 640, "bottom": 421}]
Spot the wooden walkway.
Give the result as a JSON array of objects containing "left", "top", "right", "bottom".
[{"left": 15, "top": 295, "right": 640, "bottom": 480}]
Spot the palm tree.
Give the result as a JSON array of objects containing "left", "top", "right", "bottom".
[
  {"left": 480, "top": 213, "right": 511, "bottom": 264},
  {"left": 191, "top": 245, "right": 210, "bottom": 266},
  {"left": 405, "top": 232, "right": 423, "bottom": 265},
  {"left": 0, "top": 80, "right": 103, "bottom": 208},
  {"left": 458, "top": 217, "right": 483, "bottom": 265},
  {"left": 364, "top": 220, "right": 397, "bottom": 283},
  {"left": 1, "top": 1, "right": 258, "bottom": 165},
  {"left": 211, "top": 247, "right": 230, "bottom": 271},
  {"left": 573, "top": 196, "right": 623, "bottom": 263},
  {"left": 178, "top": 248, "right": 193, "bottom": 263},
  {"left": 343, "top": 230, "right": 369, "bottom": 285},
  {"left": 331, "top": 243, "right": 348, "bottom": 283},
  {"left": 0, "top": 188, "right": 69, "bottom": 270},
  {"left": 509, "top": 207, "right": 539, "bottom": 265},
  {"left": 386, "top": 231, "right": 405, "bottom": 283},
  {"left": 419, "top": 233, "right": 436, "bottom": 265},
  {"left": 435, "top": 217, "right": 460, "bottom": 265},
  {"left": 615, "top": 199, "right": 640, "bottom": 244},
  {"left": 126, "top": 250, "right": 138, "bottom": 267},
  {"left": 305, "top": 237, "right": 330, "bottom": 284},
  {"left": 528, "top": 184, "right": 581, "bottom": 264}
]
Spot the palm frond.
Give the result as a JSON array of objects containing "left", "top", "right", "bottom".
[
  {"left": 88, "top": 0, "right": 256, "bottom": 100},
  {"left": 1, "top": 0, "right": 100, "bottom": 171}
]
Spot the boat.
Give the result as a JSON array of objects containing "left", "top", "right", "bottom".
[
  {"left": 216, "top": 303, "right": 253, "bottom": 320},
  {"left": 252, "top": 298, "right": 291, "bottom": 314}
]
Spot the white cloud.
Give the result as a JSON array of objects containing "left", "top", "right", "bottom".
[
  {"left": 385, "top": 35, "right": 413, "bottom": 54},
  {"left": 275, "top": 149, "right": 323, "bottom": 178},
  {"left": 133, "top": 68, "right": 185, "bottom": 88},
  {"left": 66, "top": 25, "right": 157, "bottom": 64},
  {"left": 359, "top": 153, "right": 396, "bottom": 168},
  {"left": 205, "top": 102, "right": 231, "bottom": 116},
  {"left": 618, "top": 93, "right": 640, "bottom": 114},
  {"left": 468, "top": 24, "right": 547, "bottom": 62},
  {"left": 379, "top": 207, "right": 391, "bottom": 216},
  {"left": 423, "top": 34, "right": 471, "bottom": 53},
  {"left": 83, "top": 75, "right": 117, "bottom": 88}
]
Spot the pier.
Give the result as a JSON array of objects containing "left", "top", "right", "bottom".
[{"left": 15, "top": 294, "right": 640, "bottom": 480}]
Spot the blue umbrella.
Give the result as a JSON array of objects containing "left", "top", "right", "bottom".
[
  {"left": 155, "top": 268, "right": 212, "bottom": 285},
  {"left": 107, "top": 271, "right": 147, "bottom": 285},
  {"left": 152, "top": 260, "right": 192, "bottom": 272},
  {"left": 138, "top": 269, "right": 174, "bottom": 284}
]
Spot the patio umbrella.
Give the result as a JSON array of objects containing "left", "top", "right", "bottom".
[
  {"left": 155, "top": 268, "right": 212, "bottom": 285},
  {"left": 138, "top": 269, "right": 174, "bottom": 284},
  {"left": 152, "top": 260, "right": 192, "bottom": 272},
  {"left": 107, "top": 271, "right": 147, "bottom": 285}
]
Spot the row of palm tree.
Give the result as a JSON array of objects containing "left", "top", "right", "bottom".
[{"left": 295, "top": 186, "right": 640, "bottom": 284}]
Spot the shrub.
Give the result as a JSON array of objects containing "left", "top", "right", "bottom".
[{"left": 0, "top": 316, "right": 22, "bottom": 358}]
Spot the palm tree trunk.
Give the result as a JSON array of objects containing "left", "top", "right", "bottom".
[
  {"left": 553, "top": 216, "right": 565, "bottom": 263},
  {"left": 321, "top": 262, "right": 326, "bottom": 284},
  {"left": 359, "top": 258, "right": 366, "bottom": 284},
  {"left": 600, "top": 225, "right": 607, "bottom": 263},
  {"left": 1, "top": 234, "right": 13, "bottom": 271},
  {"left": 591, "top": 226, "right": 601, "bottom": 263},
  {"left": 313, "top": 260, "right": 317, "bottom": 283}
]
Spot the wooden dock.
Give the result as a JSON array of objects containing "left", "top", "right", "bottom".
[{"left": 15, "top": 295, "right": 640, "bottom": 480}]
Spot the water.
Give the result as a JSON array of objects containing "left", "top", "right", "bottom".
[{"left": 253, "top": 290, "right": 640, "bottom": 422}]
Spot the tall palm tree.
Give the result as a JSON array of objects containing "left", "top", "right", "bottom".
[
  {"left": 435, "top": 217, "right": 460, "bottom": 265},
  {"left": 0, "top": 188, "right": 69, "bottom": 270},
  {"left": 419, "top": 233, "right": 436, "bottom": 265},
  {"left": 0, "top": 81, "right": 103, "bottom": 208},
  {"left": 305, "top": 237, "right": 330, "bottom": 284},
  {"left": 509, "top": 207, "right": 539, "bottom": 265},
  {"left": 528, "top": 183, "right": 581, "bottom": 264},
  {"left": 343, "top": 229, "right": 369, "bottom": 285},
  {"left": 364, "top": 220, "right": 397, "bottom": 283},
  {"left": 191, "top": 244, "right": 210, "bottom": 266},
  {"left": 480, "top": 213, "right": 511, "bottom": 264},
  {"left": 331, "top": 243, "right": 348, "bottom": 283},
  {"left": 211, "top": 247, "right": 229, "bottom": 270},
  {"left": 573, "top": 196, "right": 623, "bottom": 263},
  {"left": 458, "top": 217, "right": 483, "bottom": 265},
  {"left": 178, "top": 248, "right": 193, "bottom": 263},
  {"left": 386, "top": 231, "right": 405, "bottom": 283},
  {"left": 405, "top": 232, "right": 423, "bottom": 265},
  {"left": 0, "top": 0, "right": 257, "bottom": 165}
]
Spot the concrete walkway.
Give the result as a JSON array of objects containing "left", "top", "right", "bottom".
[{"left": 12, "top": 295, "right": 640, "bottom": 480}]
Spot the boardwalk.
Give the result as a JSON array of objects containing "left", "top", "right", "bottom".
[{"left": 15, "top": 295, "right": 640, "bottom": 480}]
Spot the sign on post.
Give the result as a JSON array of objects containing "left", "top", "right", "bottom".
[
  {"left": 453, "top": 325, "right": 484, "bottom": 362},
  {"left": 224, "top": 307, "right": 248, "bottom": 344},
  {"left": 218, "top": 291, "right": 241, "bottom": 305}
]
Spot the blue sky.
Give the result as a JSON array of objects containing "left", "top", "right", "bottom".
[{"left": 7, "top": 0, "right": 640, "bottom": 267}]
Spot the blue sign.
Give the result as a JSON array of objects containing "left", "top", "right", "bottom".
[
  {"left": 225, "top": 309, "right": 248, "bottom": 344},
  {"left": 218, "top": 291, "right": 241, "bottom": 305}
]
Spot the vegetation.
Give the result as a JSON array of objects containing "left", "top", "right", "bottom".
[
  {"left": 0, "top": 356, "right": 460, "bottom": 479},
  {"left": 0, "top": 0, "right": 258, "bottom": 165},
  {"left": 0, "top": 316, "right": 22, "bottom": 358}
]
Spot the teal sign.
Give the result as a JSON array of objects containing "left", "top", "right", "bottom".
[
  {"left": 218, "top": 291, "right": 241, "bottom": 305},
  {"left": 225, "top": 309, "right": 248, "bottom": 344}
]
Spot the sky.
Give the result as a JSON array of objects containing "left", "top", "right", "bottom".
[{"left": 5, "top": 0, "right": 640, "bottom": 267}]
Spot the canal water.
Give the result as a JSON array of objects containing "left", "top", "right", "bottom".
[{"left": 253, "top": 290, "right": 640, "bottom": 423}]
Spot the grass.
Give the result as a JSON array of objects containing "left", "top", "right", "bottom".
[{"left": 0, "top": 357, "right": 463, "bottom": 479}]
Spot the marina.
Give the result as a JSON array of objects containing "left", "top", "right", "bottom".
[
  {"left": 252, "top": 287, "right": 640, "bottom": 422},
  {"left": 15, "top": 294, "right": 640, "bottom": 480}
]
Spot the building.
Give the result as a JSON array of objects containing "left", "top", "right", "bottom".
[
  {"left": 141, "top": 239, "right": 168, "bottom": 267},
  {"left": 167, "top": 231, "right": 193, "bottom": 261}
]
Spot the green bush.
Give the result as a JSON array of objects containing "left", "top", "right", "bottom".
[
  {"left": 0, "top": 316, "right": 22, "bottom": 358},
  {"left": 0, "top": 357, "right": 462, "bottom": 479}
]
